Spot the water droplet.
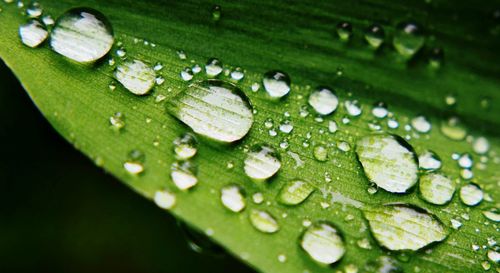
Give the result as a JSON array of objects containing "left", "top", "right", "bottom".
[
  {"left": 277, "top": 254, "right": 287, "bottom": 263},
  {"left": 252, "top": 192, "right": 264, "bottom": 204},
  {"left": 249, "top": 209, "right": 279, "bottom": 233},
  {"left": 419, "top": 173, "right": 455, "bottom": 205},
  {"left": 483, "top": 208, "right": 500, "bottom": 222},
  {"left": 300, "top": 222, "right": 345, "bottom": 265},
  {"left": 308, "top": 87, "right": 338, "bottom": 115},
  {"left": 277, "top": 179, "right": 314, "bottom": 205},
  {"left": 336, "top": 21, "right": 352, "bottom": 41},
  {"left": 167, "top": 80, "right": 253, "bottom": 143},
  {"left": 372, "top": 102, "right": 388, "bottom": 119},
  {"left": 171, "top": 161, "right": 198, "bottom": 190},
  {"left": 364, "top": 24, "right": 385, "bottom": 48},
  {"left": 123, "top": 150, "right": 145, "bottom": 175},
  {"left": 177, "top": 50, "right": 187, "bottom": 60},
  {"left": 180, "top": 67, "right": 194, "bottom": 81},
  {"left": 154, "top": 190, "right": 176, "bottom": 209},
  {"left": 356, "top": 238, "right": 372, "bottom": 249},
  {"left": 473, "top": 137, "right": 490, "bottom": 155},
  {"left": 337, "top": 141, "right": 351, "bottom": 152},
  {"left": 459, "top": 183, "right": 483, "bottom": 206},
  {"left": 205, "top": 58, "right": 223, "bottom": 76},
  {"left": 50, "top": 8, "right": 113, "bottom": 63},
  {"left": 211, "top": 5, "right": 221, "bottom": 21},
  {"left": 393, "top": 22, "right": 425, "bottom": 58},
  {"left": 279, "top": 121, "right": 293, "bottom": 134},
  {"left": 355, "top": 134, "right": 418, "bottom": 193},
  {"left": 363, "top": 204, "right": 448, "bottom": 251},
  {"left": 440, "top": 117, "right": 467, "bottom": 141},
  {"left": 115, "top": 60, "right": 156, "bottom": 95},
  {"left": 26, "top": 1, "right": 43, "bottom": 18},
  {"left": 488, "top": 250, "right": 500, "bottom": 263},
  {"left": 41, "top": 15, "right": 55, "bottom": 26},
  {"left": 263, "top": 70, "right": 291, "bottom": 99},
  {"left": 418, "top": 150, "right": 441, "bottom": 171},
  {"left": 173, "top": 133, "right": 197, "bottom": 160},
  {"left": 19, "top": 20, "right": 48, "bottom": 48},
  {"left": 109, "top": 112, "right": 125, "bottom": 131},
  {"left": 411, "top": 115, "right": 431, "bottom": 133},
  {"left": 364, "top": 256, "right": 403, "bottom": 273},
  {"left": 387, "top": 118, "right": 399, "bottom": 129},
  {"left": 428, "top": 47, "right": 444, "bottom": 68},
  {"left": 313, "top": 145, "right": 328, "bottom": 162},
  {"left": 345, "top": 100, "right": 362, "bottom": 117},
  {"left": 220, "top": 184, "right": 246, "bottom": 212},
  {"left": 244, "top": 145, "right": 281, "bottom": 181},
  {"left": 230, "top": 67, "right": 244, "bottom": 81},
  {"left": 458, "top": 153, "right": 473, "bottom": 169},
  {"left": 450, "top": 219, "right": 462, "bottom": 230}
]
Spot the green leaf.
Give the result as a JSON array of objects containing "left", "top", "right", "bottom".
[{"left": 1, "top": 1, "right": 499, "bottom": 272}]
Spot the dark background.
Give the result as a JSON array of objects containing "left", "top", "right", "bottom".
[{"left": 0, "top": 60, "right": 255, "bottom": 273}]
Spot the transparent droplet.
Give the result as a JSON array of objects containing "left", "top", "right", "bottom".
[
  {"left": 123, "top": 150, "right": 145, "bottom": 175},
  {"left": 263, "top": 70, "right": 291, "bottom": 99},
  {"left": 450, "top": 219, "right": 462, "bottom": 230},
  {"left": 411, "top": 115, "right": 431, "bottom": 133},
  {"left": 50, "top": 8, "right": 113, "bottom": 63},
  {"left": 419, "top": 173, "right": 455, "bottom": 205},
  {"left": 26, "top": 2, "right": 43, "bottom": 18},
  {"left": 356, "top": 238, "right": 372, "bottom": 249},
  {"left": 344, "top": 100, "right": 362, "bottom": 117},
  {"left": 277, "top": 179, "right": 314, "bottom": 205},
  {"left": 173, "top": 133, "right": 198, "bottom": 160},
  {"left": 244, "top": 145, "right": 281, "bottom": 181},
  {"left": 252, "top": 192, "right": 264, "bottom": 204},
  {"left": 115, "top": 60, "right": 156, "bottom": 95},
  {"left": 154, "top": 190, "right": 176, "bottom": 209},
  {"left": 387, "top": 118, "right": 399, "bottom": 129},
  {"left": 458, "top": 153, "right": 473, "bottom": 169},
  {"left": 393, "top": 22, "right": 425, "bottom": 58},
  {"left": 336, "top": 21, "right": 352, "bottom": 41},
  {"left": 337, "top": 141, "right": 351, "bottom": 152},
  {"left": 249, "top": 209, "right": 279, "bottom": 233},
  {"left": 428, "top": 47, "right": 444, "bottom": 68},
  {"left": 372, "top": 102, "right": 388, "bottom": 118},
  {"left": 440, "top": 117, "right": 467, "bottom": 141},
  {"left": 177, "top": 50, "right": 187, "bottom": 60},
  {"left": 459, "top": 183, "right": 483, "bottom": 206},
  {"left": 488, "top": 250, "right": 500, "bottom": 263},
  {"left": 363, "top": 204, "right": 448, "bottom": 251},
  {"left": 180, "top": 67, "right": 194, "bottom": 81},
  {"left": 472, "top": 137, "right": 490, "bottom": 155},
  {"left": 482, "top": 208, "right": 500, "bottom": 222},
  {"left": 171, "top": 161, "right": 198, "bottom": 190},
  {"left": 300, "top": 222, "right": 345, "bottom": 265},
  {"left": 418, "top": 150, "right": 441, "bottom": 171},
  {"left": 355, "top": 134, "right": 418, "bottom": 193},
  {"left": 167, "top": 80, "right": 253, "bottom": 143},
  {"left": 205, "top": 58, "right": 223, "bottom": 77},
  {"left": 279, "top": 121, "right": 293, "bottom": 134},
  {"left": 230, "top": 67, "right": 244, "bottom": 81},
  {"left": 308, "top": 87, "right": 339, "bottom": 115},
  {"left": 364, "top": 24, "right": 385, "bottom": 48},
  {"left": 313, "top": 145, "right": 328, "bottom": 162},
  {"left": 220, "top": 184, "right": 246, "bottom": 212},
  {"left": 328, "top": 120, "right": 338, "bottom": 133},
  {"left": 19, "top": 20, "right": 48, "bottom": 48},
  {"left": 109, "top": 112, "right": 125, "bottom": 131},
  {"left": 211, "top": 5, "right": 221, "bottom": 21}
]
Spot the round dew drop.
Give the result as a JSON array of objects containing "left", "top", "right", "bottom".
[
  {"left": 440, "top": 117, "right": 467, "bottom": 141},
  {"left": 19, "top": 20, "right": 48, "bottom": 48},
  {"left": 50, "top": 8, "right": 114, "bottom": 63},
  {"left": 308, "top": 87, "right": 338, "bottom": 115},
  {"left": 166, "top": 80, "right": 254, "bottom": 143},
  {"left": 277, "top": 179, "right": 314, "bottom": 205},
  {"left": 300, "top": 222, "right": 345, "bottom": 265},
  {"left": 313, "top": 145, "right": 328, "bottom": 162},
  {"left": 220, "top": 184, "right": 246, "bottom": 213},
  {"left": 472, "top": 136, "right": 490, "bottom": 155},
  {"left": 336, "top": 21, "right": 352, "bottom": 41},
  {"left": 364, "top": 24, "right": 385, "bottom": 49},
  {"left": 173, "top": 133, "right": 198, "bottom": 160},
  {"left": 262, "top": 70, "right": 291, "bottom": 99},
  {"left": 372, "top": 102, "right": 388, "bottom": 118},
  {"left": 154, "top": 190, "right": 176, "bottom": 209},
  {"left": 419, "top": 173, "right": 455, "bottom": 205},
  {"left": 205, "top": 58, "right": 223, "bottom": 76},
  {"left": 393, "top": 21, "right": 425, "bottom": 58},
  {"left": 459, "top": 183, "right": 483, "bottom": 206},
  {"left": 244, "top": 145, "right": 281, "bottom": 181},
  {"left": 249, "top": 209, "right": 279, "bottom": 233},
  {"left": 344, "top": 100, "right": 362, "bottom": 117},
  {"left": 171, "top": 161, "right": 198, "bottom": 190},
  {"left": 482, "top": 209, "right": 500, "bottom": 222},
  {"left": 115, "top": 60, "right": 156, "bottom": 95},
  {"left": 418, "top": 150, "right": 441, "bottom": 171},
  {"left": 411, "top": 115, "right": 431, "bottom": 133}
]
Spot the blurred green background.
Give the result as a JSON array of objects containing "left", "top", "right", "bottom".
[{"left": 0, "top": 60, "right": 255, "bottom": 273}]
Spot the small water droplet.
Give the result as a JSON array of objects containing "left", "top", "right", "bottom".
[
  {"left": 154, "top": 190, "right": 176, "bottom": 209},
  {"left": 356, "top": 238, "right": 372, "bottom": 249},
  {"left": 211, "top": 5, "right": 221, "bottom": 22},
  {"left": 19, "top": 19, "right": 48, "bottom": 48},
  {"left": 115, "top": 60, "right": 156, "bottom": 95},
  {"left": 411, "top": 115, "right": 431, "bottom": 133},
  {"left": 173, "top": 133, "right": 197, "bottom": 160},
  {"left": 328, "top": 120, "right": 338, "bottom": 133},
  {"left": 123, "top": 150, "right": 145, "bottom": 175},
  {"left": 300, "top": 222, "right": 345, "bottom": 265},
  {"left": 440, "top": 117, "right": 467, "bottom": 141},
  {"left": 428, "top": 47, "right": 444, "bottom": 68},
  {"left": 109, "top": 112, "right": 125, "bottom": 131},
  {"left": 387, "top": 118, "right": 399, "bottom": 129},
  {"left": 458, "top": 153, "right": 473, "bottom": 169},
  {"left": 171, "top": 161, "right": 198, "bottom": 190},
  {"left": 230, "top": 67, "right": 244, "bottom": 80},
  {"left": 50, "top": 8, "right": 113, "bottom": 63},
  {"left": 313, "top": 145, "right": 328, "bottom": 162},
  {"left": 344, "top": 100, "right": 362, "bottom": 117},
  {"left": 26, "top": 1, "right": 43, "bottom": 18},
  {"left": 364, "top": 23, "right": 385, "bottom": 48},
  {"left": 419, "top": 173, "right": 455, "bottom": 205},
  {"left": 177, "top": 50, "right": 187, "bottom": 60},
  {"left": 244, "top": 145, "right": 281, "bottom": 181},
  {"left": 482, "top": 208, "right": 500, "bottom": 222},
  {"left": 277, "top": 254, "right": 287, "bottom": 263},
  {"left": 308, "top": 87, "right": 339, "bottom": 115},
  {"left": 488, "top": 250, "right": 500, "bottom": 263},
  {"left": 167, "top": 80, "right": 254, "bottom": 143},
  {"left": 336, "top": 21, "right": 352, "bottom": 41},
  {"left": 249, "top": 209, "right": 279, "bottom": 233},
  {"left": 205, "top": 58, "right": 223, "bottom": 77},
  {"left": 355, "top": 134, "right": 418, "bottom": 193},
  {"left": 277, "top": 179, "right": 314, "bottom": 205},
  {"left": 220, "top": 184, "right": 246, "bottom": 212},
  {"left": 363, "top": 204, "right": 448, "bottom": 251},
  {"left": 263, "top": 71, "right": 291, "bottom": 99},
  {"left": 418, "top": 150, "right": 441, "bottom": 171},
  {"left": 180, "top": 67, "right": 194, "bottom": 81},
  {"left": 337, "top": 141, "right": 351, "bottom": 152},
  {"left": 393, "top": 21, "right": 425, "bottom": 58},
  {"left": 252, "top": 192, "right": 264, "bottom": 204},
  {"left": 473, "top": 137, "right": 490, "bottom": 155},
  {"left": 460, "top": 183, "right": 483, "bottom": 206},
  {"left": 279, "top": 121, "right": 293, "bottom": 134},
  {"left": 372, "top": 102, "right": 388, "bottom": 118},
  {"left": 41, "top": 15, "right": 54, "bottom": 26}
]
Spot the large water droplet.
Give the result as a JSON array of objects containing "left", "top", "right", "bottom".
[
  {"left": 364, "top": 24, "right": 385, "bottom": 49},
  {"left": 50, "top": 8, "right": 113, "bottom": 63},
  {"left": 418, "top": 150, "right": 441, "bottom": 171},
  {"left": 19, "top": 20, "right": 48, "bottom": 48},
  {"left": 308, "top": 87, "right": 339, "bottom": 115},
  {"left": 115, "top": 60, "right": 155, "bottom": 95},
  {"left": 171, "top": 161, "right": 198, "bottom": 190},
  {"left": 244, "top": 145, "right": 281, "bottom": 181},
  {"left": 220, "top": 184, "right": 246, "bottom": 213},
  {"left": 173, "top": 133, "right": 198, "bottom": 160},
  {"left": 419, "top": 173, "right": 455, "bottom": 205},
  {"left": 249, "top": 209, "right": 279, "bottom": 233},
  {"left": 263, "top": 71, "right": 291, "bottom": 99},
  {"left": 363, "top": 204, "right": 448, "bottom": 251},
  {"left": 459, "top": 183, "right": 483, "bottom": 206},
  {"left": 393, "top": 22, "right": 425, "bottom": 58},
  {"left": 167, "top": 80, "right": 253, "bottom": 143},
  {"left": 300, "top": 222, "right": 345, "bottom": 265},
  {"left": 278, "top": 179, "right": 314, "bottom": 205},
  {"left": 355, "top": 134, "right": 418, "bottom": 193}
]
